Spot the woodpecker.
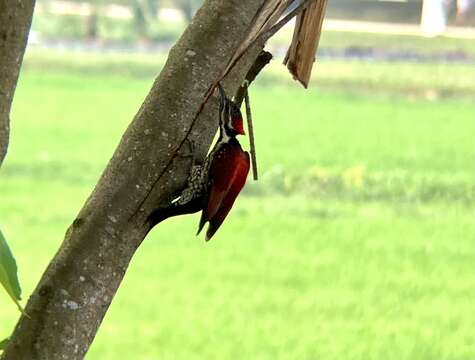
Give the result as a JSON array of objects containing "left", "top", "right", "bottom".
[{"left": 147, "top": 84, "right": 250, "bottom": 241}]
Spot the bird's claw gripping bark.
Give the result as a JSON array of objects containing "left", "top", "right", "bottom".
[{"left": 177, "top": 138, "right": 206, "bottom": 185}]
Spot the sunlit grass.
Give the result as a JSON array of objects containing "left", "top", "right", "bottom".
[
  {"left": 272, "top": 28, "right": 475, "bottom": 57},
  {"left": 0, "top": 51, "right": 474, "bottom": 359},
  {"left": 23, "top": 49, "right": 475, "bottom": 97}
]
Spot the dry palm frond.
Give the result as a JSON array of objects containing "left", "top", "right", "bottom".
[{"left": 284, "top": 0, "right": 328, "bottom": 88}]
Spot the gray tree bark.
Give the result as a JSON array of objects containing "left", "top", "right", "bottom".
[
  {"left": 0, "top": 0, "right": 35, "bottom": 167},
  {"left": 1, "top": 0, "right": 269, "bottom": 358}
]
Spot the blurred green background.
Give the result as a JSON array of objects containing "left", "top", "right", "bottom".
[{"left": 1, "top": 0, "right": 475, "bottom": 359}]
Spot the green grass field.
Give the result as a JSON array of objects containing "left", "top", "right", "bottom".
[{"left": 0, "top": 48, "right": 474, "bottom": 359}]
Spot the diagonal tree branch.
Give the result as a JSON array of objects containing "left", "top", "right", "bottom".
[
  {"left": 0, "top": 0, "right": 36, "bottom": 168},
  {"left": 2, "top": 0, "right": 276, "bottom": 358}
]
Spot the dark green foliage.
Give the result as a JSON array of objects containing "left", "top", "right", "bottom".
[{"left": 0, "top": 229, "right": 22, "bottom": 311}]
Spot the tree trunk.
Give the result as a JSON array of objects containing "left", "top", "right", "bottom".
[
  {"left": 0, "top": 0, "right": 35, "bottom": 167},
  {"left": 1, "top": 0, "right": 268, "bottom": 358},
  {"left": 131, "top": 0, "right": 149, "bottom": 41},
  {"left": 420, "top": 0, "right": 447, "bottom": 35},
  {"left": 85, "top": 4, "right": 99, "bottom": 41}
]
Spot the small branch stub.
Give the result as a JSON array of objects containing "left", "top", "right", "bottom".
[{"left": 234, "top": 50, "right": 272, "bottom": 107}]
